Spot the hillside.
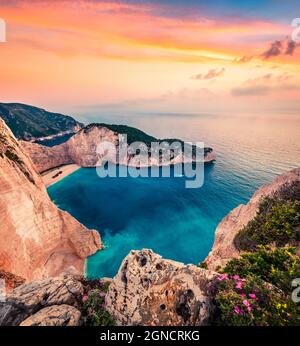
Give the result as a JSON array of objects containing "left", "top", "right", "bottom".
[{"left": 0, "top": 103, "right": 83, "bottom": 140}]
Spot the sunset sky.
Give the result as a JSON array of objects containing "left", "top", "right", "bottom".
[{"left": 0, "top": 0, "right": 299, "bottom": 120}]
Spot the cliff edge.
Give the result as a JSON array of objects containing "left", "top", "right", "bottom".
[
  {"left": 205, "top": 167, "right": 300, "bottom": 270},
  {"left": 0, "top": 119, "right": 102, "bottom": 281}
]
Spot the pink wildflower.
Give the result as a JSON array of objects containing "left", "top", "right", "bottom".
[
  {"left": 217, "top": 274, "right": 228, "bottom": 281},
  {"left": 236, "top": 281, "right": 244, "bottom": 289},
  {"left": 249, "top": 293, "right": 257, "bottom": 300},
  {"left": 243, "top": 300, "right": 252, "bottom": 312},
  {"left": 232, "top": 275, "right": 240, "bottom": 280},
  {"left": 234, "top": 306, "right": 244, "bottom": 315},
  {"left": 82, "top": 294, "right": 89, "bottom": 303},
  {"left": 243, "top": 299, "right": 250, "bottom": 307}
]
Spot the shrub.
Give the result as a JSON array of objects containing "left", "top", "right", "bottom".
[
  {"left": 234, "top": 189, "right": 300, "bottom": 251},
  {"left": 214, "top": 182, "right": 300, "bottom": 326},
  {"left": 199, "top": 261, "right": 208, "bottom": 269},
  {"left": 223, "top": 247, "right": 300, "bottom": 293},
  {"left": 81, "top": 280, "right": 115, "bottom": 326},
  {"left": 213, "top": 274, "right": 299, "bottom": 326}
]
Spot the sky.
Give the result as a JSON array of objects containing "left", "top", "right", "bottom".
[{"left": 0, "top": 0, "right": 299, "bottom": 120}]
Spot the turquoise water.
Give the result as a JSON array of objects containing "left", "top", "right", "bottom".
[{"left": 47, "top": 114, "right": 300, "bottom": 278}]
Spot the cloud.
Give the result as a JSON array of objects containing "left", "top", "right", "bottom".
[
  {"left": 285, "top": 40, "right": 297, "bottom": 55},
  {"left": 261, "top": 38, "right": 299, "bottom": 59},
  {"left": 246, "top": 73, "right": 291, "bottom": 85},
  {"left": 231, "top": 85, "right": 270, "bottom": 96},
  {"left": 191, "top": 68, "right": 225, "bottom": 80},
  {"left": 234, "top": 55, "right": 254, "bottom": 63},
  {"left": 261, "top": 40, "right": 282, "bottom": 59},
  {"left": 231, "top": 73, "right": 295, "bottom": 96},
  {"left": 234, "top": 37, "right": 299, "bottom": 63}
]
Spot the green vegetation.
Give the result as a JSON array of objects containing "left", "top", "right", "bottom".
[
  {"left": 199, "top": 261, "right": 208, "bottom": 269},
  {"left": 85, "top": 123, "right": 157, "bottom": 146},
  {"left": 0, "top": 103, "right": 82, "bottom": 140},
  {"left": 234, "top": 182, "right": 300, "bottom": 251},
  {"left": 213, "top": 274, "right": 299, "bottom": 326},
  {"left": 81, "top": 279, "right": 115, "bottom": 326},
  {"left": 212, "top": 181, "right": 300, "bottom": 326},
  {"left": 5, "top": 149, "right": 24, "bottom": 165},
  {"left": 3, "top": 147, "right": 35, "bottom": 184},
  {"left": 85, "top": 123, "right": 213, "bottom": 156},
  {"left": 223, "top": 246, "right": 300, "bottom": 294}
]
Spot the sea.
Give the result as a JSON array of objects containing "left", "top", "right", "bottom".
[{"left": 47, "top": 112, "right": 300, "bottom": 278}]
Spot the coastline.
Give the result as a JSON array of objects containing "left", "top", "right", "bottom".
[
  {"left": 41, "top": 158, "right": 216, "bottom": 188},
  {"left": 42, "top": 164, "right": 80, "bottom": 187}
]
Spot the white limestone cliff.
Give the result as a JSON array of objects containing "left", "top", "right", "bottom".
[{"left": 0, "top": 119, "right": 103, "bottom": 281}]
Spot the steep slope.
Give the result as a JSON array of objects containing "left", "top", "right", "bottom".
[
  {"left": 21, "top": 123, "right": 216, "bottom": 173},
  {"left": 0, "top": 103, "right": 83, "bottom": 140},
  {"left": 205, "top": 167, "right": 300, "bottom": 270},
  {"left": 0, "top": 118, "right": 102, "bottom": 281}
]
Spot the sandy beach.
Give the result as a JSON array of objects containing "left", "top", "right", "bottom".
[{"left": 42, "top": 164, "right": 80, "bottom": 187}]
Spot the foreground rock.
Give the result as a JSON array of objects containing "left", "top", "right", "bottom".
[
  {"left": 0, "top": 275, "right": 83, "bottom": 326},
  {"left": 106, "top": 249, "right": 217, "bottom": 326},
  {"left": 0, "top": 118, "right": 102, "bottom": 281},
  {"left": 205, "top": 167, "right": 300, "bottom": 270},
  {"left": 20, "top": 305, "right": 81, "bottom": 326}
]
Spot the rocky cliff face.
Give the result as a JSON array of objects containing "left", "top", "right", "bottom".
[
  {"left": 0, "top": 119, "right": 102, "bottom": 281},
  {"left": 205, "top": 167, "right": 300, "bottom": 270},
  {"left": 106, "top": 249, "right": 217, "bottom": 326},
  {"left": 0, "top": 274, "right": 83, "bottom": 326},
  {"left": 21, "top": 124, "right": 216, "bottom": 173}
]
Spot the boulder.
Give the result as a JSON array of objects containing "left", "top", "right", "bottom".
[
  {"left": 20, "top": 305, "right": 81, "bottom": 326},
  {"left": 0, "top": 274, "right": 83, "bottom": 326},
  {"left": 106, "top": 249, "right": 217, "bottom": 326}
]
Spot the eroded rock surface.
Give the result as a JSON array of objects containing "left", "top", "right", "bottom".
[
  {"left": 106, "top": 249, "right": 217, "bottom": 326},
  {"left": 205, "top": 167, "right": 300, "bottom": 270},
  {"left": 0, "top": 118, "right": 103, "bottom": 280},
  {"left": 20, "top": 305, "right": 81, "bottom": 326},
  {"left": 0, "top": 275, "right": 83, "bottom": 326}
]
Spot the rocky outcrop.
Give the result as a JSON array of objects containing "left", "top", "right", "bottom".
[
  {"left": 0, "top": 118, "right": 102, "bottom": 281},
  {"left": 0, "top": 274, "right": 83, "bottom": 326},
  {"left": 106, "top": 249, "right": 217, "bottom": 326},
  {"left": 21, "top": 124, "right": 216, "bottom": 173},
  {"left": 205, "top": 167, "right": 300, "bottom": 270},
  {"left": 20, "top": 305, "right": 81, "bottom": 326}
]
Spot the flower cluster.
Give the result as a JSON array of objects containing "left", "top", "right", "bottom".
[
  {"left": 213, "top": 274, "right": 299, "bottom": 326},
  {"left": 81, "top": 279, "right": 115, "bottom": 326}
]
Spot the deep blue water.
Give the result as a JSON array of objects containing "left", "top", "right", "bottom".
[{"left": 47, "top": 114, "right": 300, "bottom": 278}]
